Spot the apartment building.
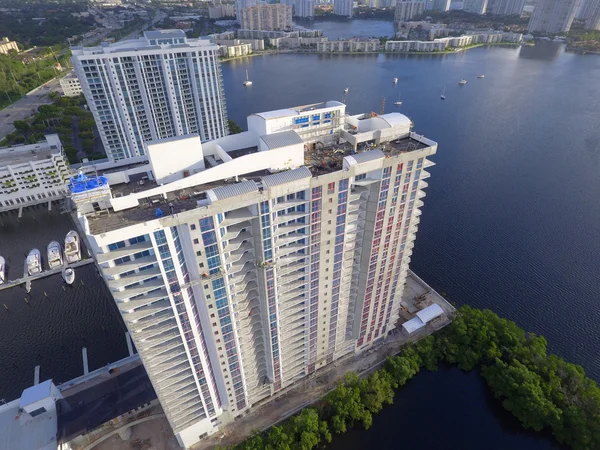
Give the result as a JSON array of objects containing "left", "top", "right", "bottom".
[
  {"left": 317, "top": 39, "right": 380, "bottom": 52},
  {"left": 240, "top": 4, "right": 293, "bottom": 31},
  {"left": 333, "top": 0, "right": 354, "bottom": 17},
  {"left": 394, "top": 0, "right": 426, "bottom": 22},
  {"left": 430, "top": 0, "right": 451, "bottom": 11},
  {"left": 208, "top": 4, "right": 236, "bottom": 19},
  {"left": 71, "top": 30, "right": 228, "bottom": 162},
  {"left": 486, "top": 0, "right": 525, "bottom": 15},
  {"left": 70, "top": 100, "right": 437, "bottom": 448},
  {"left": 59, "top": 71, "right": 83, "bottom": 97},
  {"left": 527, "top": 0, "right": 579, "bottom": 34},
  {"left": 219, "top": 43, "right": 253, "bottom": 58},
  {"left": 0, "top": 37, "right": 18, "bottom": 54},
  {"left": 463, "top": 0, "right": 488, "bottom": 14},
  {"left": 235, "top": 0, "right": 257, "bottom": 21},
  {"left": 0, "top": 135, "right": 71, "bottom": 212},
  {"left": 295, "top": 0, "right": 316, "bottom": 18}
]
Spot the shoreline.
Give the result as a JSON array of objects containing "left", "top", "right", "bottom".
[{"left": 219, "top": 42, "right": 524, "bottom": 62}]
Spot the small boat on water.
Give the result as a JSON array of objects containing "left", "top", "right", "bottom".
[
  {"left": 441, "top": 84, "right": 446, "bottom": 100},
  {"left": 243, "top": 69, "right": 252, "bottom": 86},
  {"left": 393, "top": 77, "right": 398, "bottom": 84},
  {"left": 478, "top": 74, "right": 485, "bottom": 78},
  {"left": 459, "top": 79, "right": 467, "bottom": 85},
  {"left": 47, "top": 241, "right": 63, "bottom": 269},
  {"left": 27, "top": 249, "right": 41, "bottom": 276},
  {"left": 65, "top": 230, "right": 81, "bottom": 264},
  {"left": 394, "top": 92, "right": 402, "bottom": 106},
  {"left": 343, "top": 87, "right": 349, "bottom": 94},
  {"left": 62, "top": 267, "right": 75, "bottom": 285},
  {"left": 0, "top": 256, "right": 5, "bottom": 284}
]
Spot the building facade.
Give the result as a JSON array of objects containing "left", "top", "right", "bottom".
[
  {"left": 486, "top": 0, "right": 525, "bottom": 15},
  {"left": 431, "top": 0, "right": 451, "bottom": 11},
  {"left": 395, "top": 0, "right": 426, "bottom": 22},
  {"left": 59, "top": 71, "right": 83, "bottom": 97},
  {"left": 527, "top": 0, "right": 579, "bottom": 34},
  {"left": 71, "top": 101, "right": 437, "bottom": 448},
  {"left": 219, "top": 43, "right": 253, "bottom": 58},
  {"left": 333, "top": 0, "right": 354, "bottom": 17},
  {"left": 462, "top": 0, "right": 488, "bottom": 14},
  {"left": 583, "top": 0, "right": 600, "bottom": 29},
  {"left": 71, "top": 30, "right": 228, "bottom": 162},
  {"left": 235, "top": 0, "right": 257, "bottom": 21},
  {"left": 240, "top": 4, "right": 293, "bottom": 31},
  {"left": 0, "top": 135, "right": 70, "bottom": 212},
  {"left": 295, "top": 0, "right": 316, "bottom": 18},
  {"left": 0, "top": 37, "right": 18, "bottom": 54},
  {"left": 209, "top": 5, "right": 236, "bottom": 19}
]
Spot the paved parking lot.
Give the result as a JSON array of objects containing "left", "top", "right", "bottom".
[{"left": 0, "top": 78, "right": 62, "bottom": 141}]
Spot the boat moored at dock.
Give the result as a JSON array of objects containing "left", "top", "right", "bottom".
[
  {"left": 47, "top": 241, "right": 63, "bottom": 269},
  {"left": 0, "top": 256, "right": 5, "bottom": 284},
  {"left": 26, "top": 249, "right": 41, "bottom": 276},
  {"left": 62, "top": 267, "right": 75, "bottom": 285},
  {"left": 65, "top": 231, "right": 81, "bottom": 264}
]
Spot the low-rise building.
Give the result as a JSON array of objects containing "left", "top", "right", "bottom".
[
  {"left": 209, "top": 5, "right": 236, "bottom": 19},
  {"left": 0, "top": 37, "right": 18, "bottom": 54},
  {"left": 213, "top": 38, "right": 265, "bottom": 51},
  {"left": 219, "top": 42, "right": 253, "bottom": 57},
  {"left": 0, "top": 135, "right": 71, "bottom": 213},
  {"left": 385, "top": 31, "right": 522, "bottom": 52},
  {"left": 317, "top": 38, "right": 380, "bottom": 52},
  {"left": 59, "top": 71, "right": 83, "bottom": 97}
]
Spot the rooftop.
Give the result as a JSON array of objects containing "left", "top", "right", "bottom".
[
  {"left": 252, "top": 101, "right": 344, "bottom": 120},
  {"left": 0, "top": 136, "right": 62, "bottom": 167}
]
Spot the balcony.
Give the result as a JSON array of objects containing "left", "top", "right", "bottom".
[
  {"left": 222, "top": 223, "right": 250, "bottom": 241},
  {"left": 275, "top": 211, "right": 309, "bottom": 225},
  {"left": 421, "top": 170, "right": 431, "bottom": 180},
  {"left": 223, "top": 231, "right": 253, "bottom": 252},
  {"left": 275, "top": 233, "right": 306, "bottom": 247},
  {"left": 229, "top": 256, "right": 256, "bottom": 275},
  {"left": 103, "top": 255, "right": 157, "bottom": 277},
  {"left": 97, "top": 241, "right": 154, "bottom": 264},
  {"left": 108, "top": 267, "right": 161, "bottom": 290},
  {"left": 276, "top": 260, "right": 307, "bottom": 276},
  {"left": 219, "top": 208, "right": 257, "bottom": 227},
  {"left": 277, "top": 243, "right": 308, "bottom": 258},
  {"left": 134, "top": 317, "right": 178, "bottom": 341},
  {"left": 122, "top": 298, "right": 172, "bottom": 323},
  {"left": 278, "top": 279, "right": 306, "bottom": 295},
  {"left": 113, "top": 279, "right": 165, "bottom": 301},
  {"left": 275, "top": 222, "right": 306, "bottom": 237},
  {"left": 225, "top": 244, "right": 255, "bottom": 265},
  {"left": 272, "top": 199, "right": 307, "bottom": 212}
]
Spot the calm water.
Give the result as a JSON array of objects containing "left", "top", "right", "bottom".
[
  {"left": 0, "top": 207, "right": 129, "bottom": 401},
  {"left": 222, "top": 44, "right": 600, "bottom": 447},
  {"left": 296, "top": 19, "right": 395, "bottom": 39},
  {"left": 328, "top": 367, "right": 562, "bottom": 450}
]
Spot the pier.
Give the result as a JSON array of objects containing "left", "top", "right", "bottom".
[{"left": 0, "top": 258, "right": 94, "bottom": 292}]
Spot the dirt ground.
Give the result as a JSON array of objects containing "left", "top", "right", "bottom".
[{"left": 93, "top": 416, "right": 180, "bottom": 450}]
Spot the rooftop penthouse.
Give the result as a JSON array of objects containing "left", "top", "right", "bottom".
[
  {"left": 70, "top": 29, "right": 216, "bottom": 56},
  {"left": 71, "top": 101, "right": 436, "bottom": 234}
]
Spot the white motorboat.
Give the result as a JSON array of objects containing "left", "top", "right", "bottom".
[
  {"left": 459, "top": 79, "right": 467, "bottom": 85},
  {"left": 393, "top": 77, "right": 398, "bottom": 84},
  {"left": 65, "top": 230, "right": 81, "bottom": 264},
  {"left": 27, "top": 249, "right": 41, "bottom": 276},
  {"left": 441, "top": 84, "right": 446, "bottom": 100},
  {"left": 343, "top": 87, "right": 349, "bottom": 94},
  {"left": 243, "top": 69, "right": 252, "bottom": 86},
  {"left": 62, "top": 267, "right": 75, "bottom": 285},
  {"left": 478, "top": 74, "right": 485, "bottom": 78},
  {"left": 47, "top": 241, "right": 63, "bottom": 269},
  {"left": 394, "top": 93, "right": 402, "bottom": 106},
  {"left": 0, "top": 256, "right": 5, "bottom": 284}
]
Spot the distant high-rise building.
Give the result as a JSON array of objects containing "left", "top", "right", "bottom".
[
  {"left": 486, "top": 0, "right": 524, "bottom": 15},
  {"left": 295, "top": 0, "right": 316, "bottom": 18},
  {"left": 395, "top": 0, "right": 426, "bottom": 21},
  {"left": 586, "top": 0, "right": 600, "bottom": 29},
  {"left": 71, "top": 30, "right": 228, "bottom": 162},
  {"left": 0, "top": 37, "right": 18, "bottom": 54},
  {"left": 236, "top": 0, "right": 257, "bottom": 21},
  {"left": 576, "top": 0, "right": 598, "bottom": 20},
  {"left": 463, "top": 0, "right": 488, "bottom": 14},
  {"left": 431, "top": 0, "right": 451, "bottom": 11},
  {"left": 527, "top": 0, "right": 579, "bottom": 34},
  {"left": 333, "top": 0, "right": 354, "bottom": 17},
  {"left": 240, "top": 4, "right": 293, "bottom": 30}
]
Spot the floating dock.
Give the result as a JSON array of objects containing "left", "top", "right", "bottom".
[{"left": 0, "top": 259, "right": 94, "bottom": 292}]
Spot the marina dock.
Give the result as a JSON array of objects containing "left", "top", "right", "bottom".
[{"left": 0, "top": 258, "right": 94, "bottom": 292}]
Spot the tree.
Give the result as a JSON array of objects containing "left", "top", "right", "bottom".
[
  {"left": 12, "top": 120, "right": 30, "bottom": 132},
  {"left": 228, "top": 119, "right": 244, "bottom": 134}
]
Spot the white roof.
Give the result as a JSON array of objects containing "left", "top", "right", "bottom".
[
  {"left": 260, "top": 131, "right": 304, "bottom": 150},
  {"left": 402, "top": 317, "right": 426, "bottom": 334},
  {"left": 379, "top": 113, "right": 412, "bottom": 128},
  {"left": 1, "top": 395, "right": 58, "bottom": 450},
  {"left": 20, "top": 380, "right": 53, "bottom": 408},
  {"left": 416, "top": 303, "right": 444, "bottom": 323},
  {"left": 252, "top": 109, "right": 298, "bottom": 120}
]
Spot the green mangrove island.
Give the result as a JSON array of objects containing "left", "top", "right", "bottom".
[{"left": 228, "top": 306, "right": 600, "bottom": 450}]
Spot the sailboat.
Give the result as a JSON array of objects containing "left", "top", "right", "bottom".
[
  {"left": 243, "top": 69, "right": 252, "bottom": 86},
  {"left": 394, "top": 93, "right": 402, "bottom": 106},
  {"left": 440, "top": 84, "right": 446, "bottom": 100}
]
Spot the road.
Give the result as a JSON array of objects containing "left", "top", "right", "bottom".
[{"left": 0, "top": 78, "right": 63, "bottom": 142}]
